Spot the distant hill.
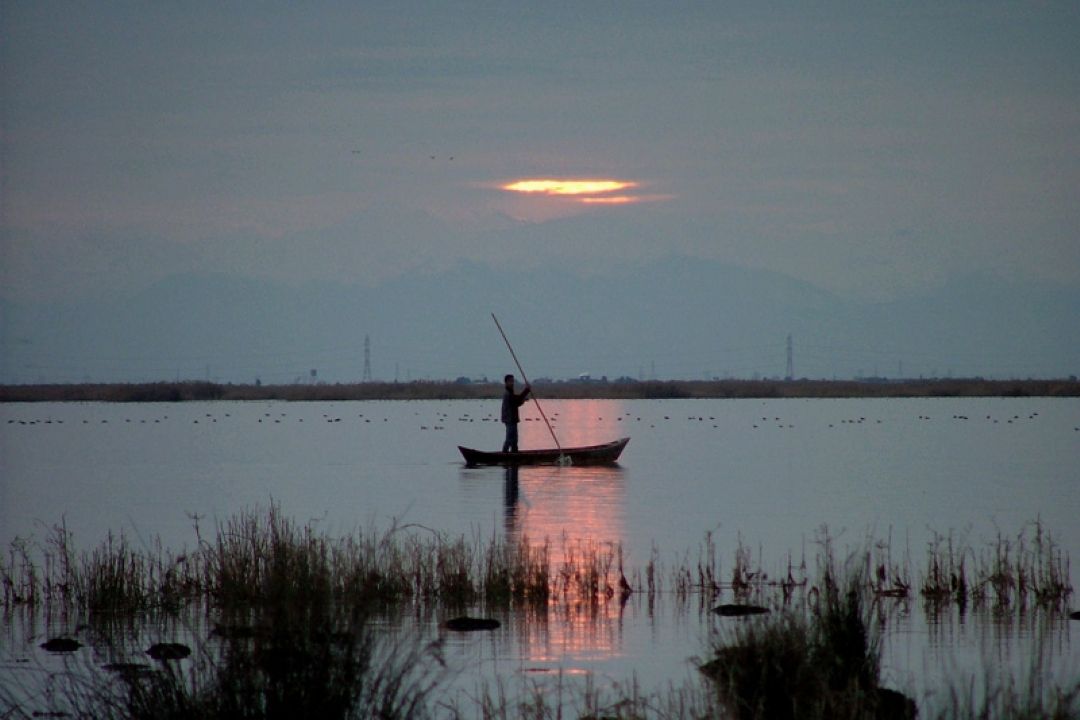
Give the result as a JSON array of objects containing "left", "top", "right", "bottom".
[{"left": 2, "top": 258, "right": 1078, "bottom": 383}]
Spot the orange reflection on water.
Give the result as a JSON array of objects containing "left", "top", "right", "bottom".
[
  {"left": 501, "top": 400, "right": 632, "bottom": 667},
  {"left": 517, "top": 398, "right": 625, "bottom": 450},
  {"left": 502, "top": 464, "right": 629, "bottom": 668},
  {"left": 503, "top": 465, "right": 624, "bottom": 545}
]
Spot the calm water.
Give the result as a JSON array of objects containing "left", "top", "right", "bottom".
[{"left": 3, "top": 397, "right": 1079, "bottom": 704}]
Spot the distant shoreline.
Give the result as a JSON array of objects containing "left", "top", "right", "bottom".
[{"left": 2, "top": 378, "right": 1078, "bottom": 402}]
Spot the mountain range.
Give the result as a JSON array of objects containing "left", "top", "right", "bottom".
[{"left": 2, "top": 257, "right": 1078, "bottom": 384}]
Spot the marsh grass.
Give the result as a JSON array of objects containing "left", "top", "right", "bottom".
[
  {"left": 4, "top": 378, "right": 1078, "bottom": 402},
  {"left": 929, "top": 670, "right": 1080, "bottom": 720},
  {"left": 2, "top": 537, "right": 39, "bottom": 606},
  {"left": 482, "top": 534, "right": 551, "bottom": 605},
  {"left": 4, "top": 512, "right": 1071, "bottom": 622},
  {"left": 648, "top": 532, "right": 809, "bottom": 611},
  {"left": 1, "top": 507, "right": 646, "bottom": 617},
  {"left": 3, "top": 512, "right": 1079, "bottom": 718},
  {"left": 101, "top": 618, "right": 449, "bottom": 720},
  {"left": 921, "top": 520, "right": 1072, "bottom": 611},
  {"left": 4, "top": 592, "right": 452, "bottom": 719},
  {"left": 699, "top": 559, "right": 1079, "bottom": 720},
  {"left": 699, "top": 542, "right": 909, "bottom": 720},
  {"left": 922, "top": 530, "right": 969, "bottom": 607},
  {"left": 449, "top": 672, "right": 672, "bottom": 720},
  {"left": 696, "top": 528, "right": 1075, "bottom": 720},
  {"left": 2, "top": 521, "right": 200, "bottom": 613}
]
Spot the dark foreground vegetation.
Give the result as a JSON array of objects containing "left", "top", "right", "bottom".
[
  {"left": 3, "top": 377, "right": 1079, "bottom": 403},
  {"left": 2, "top": 509, "right": 1078, "bottom": 718}
]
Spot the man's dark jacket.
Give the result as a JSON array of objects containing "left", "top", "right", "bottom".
[{"left": 501, "top": 387, "right": 529, "bottom": 424}]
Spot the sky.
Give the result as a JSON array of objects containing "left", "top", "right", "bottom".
[{"left": 1, "top": 2, "right": 1079, "bottom": 380}]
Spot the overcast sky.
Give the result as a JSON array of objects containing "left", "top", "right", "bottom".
[{"left": 2, "top": 1, "right": 1079, "bottom": 306}]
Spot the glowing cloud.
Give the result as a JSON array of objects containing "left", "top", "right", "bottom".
[
  {"left": 493, "top": 177, "right": 671, "bottom": 215},
  {"left": 579, "top": 196, "right": 637, "bottom": 205},
  {"left": 501, "top": 179, "right": 639, "bottom": 196}
]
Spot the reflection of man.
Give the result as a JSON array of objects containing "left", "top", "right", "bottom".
[
  {"left": 503, "top": 466, "right": 519, "bottom": 536},
  {"left": 501, "top": 374, "right": 531, "bottom": 452}
]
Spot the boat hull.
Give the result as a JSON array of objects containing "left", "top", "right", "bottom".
[{"left": 458, "top": 437, "right": 629, "bottom": 467}]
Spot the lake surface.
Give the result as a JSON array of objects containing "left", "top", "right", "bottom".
[{"left": 3, "top": 397, "right": 1079, "bottom": 707}]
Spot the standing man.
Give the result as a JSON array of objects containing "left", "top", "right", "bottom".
[{"left": 501, "top": 374, "right": 531, "bottom": 452}]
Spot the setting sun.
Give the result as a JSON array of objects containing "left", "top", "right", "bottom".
[
  {"left": 500, "top": 179, "right": 639, "bottom": 196},
  {"left": 491, "top": 176, "right": 671, "bottom": 218}
]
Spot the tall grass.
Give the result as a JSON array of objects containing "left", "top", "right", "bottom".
[
  {"left": 1, "top": 520, "right": 198, "bottom": 612},
  {"left": 99, "top": 617, "right": 449, "bottom": 719},
  {"left": 4, "top": 512, "right": 1071, "bottom": 620},
  {"left": 3, "top": 513, "right": 1079, "bottom": 719},
  {"left": 921, "top": 520, "right": 1073, "bottom": 610},
  {"left": 696, "top": 528, "right": 1076, "bottom": 720},
  {"left": 4, "top": 584, "right": 451, "bottom": 719},
  {"left": 1, "top": 508, "right": 646, "bottom": 616},
  {"left": 929, "top": 670, "right": 1080, "bottom": 720},
  {"left": 698, "top": 534, "right": 901, "bottom": 720}
]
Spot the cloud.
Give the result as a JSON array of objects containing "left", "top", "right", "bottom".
[
  {"left": 580, "top": 194, "right": 675, "bottom": 205},
  {"left": 496, "top": 178, "right": 673, "bottom": 209},
  {"left": 501, "top": 179, "right": 638, "bottom": 196}
]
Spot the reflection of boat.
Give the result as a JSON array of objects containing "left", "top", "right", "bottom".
[{"left": 458, "top": 437, "right": 629, "bottom": 467}]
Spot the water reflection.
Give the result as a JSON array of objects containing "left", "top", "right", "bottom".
[
  {"left": 501, "top": 464, "right": 626, "bottom": 547},
  {"left": 503, "top": 466, "right": 519, "bottom": 533},
  {"left": 5, "top": 397, "right": 1078, "bottom": 700},
  {"left": 488, "top": 461, "right": 629, "bottom": 671},
  {"left": 462, "top": 392, "right": 632, "bottom": 673},
  {"left": 518, "top": 398, "right": 627, "bottom": 450}
]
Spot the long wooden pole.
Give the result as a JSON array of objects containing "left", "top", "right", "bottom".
[{"left": 491, "top": 313, "right": 563, "bottom": 455}]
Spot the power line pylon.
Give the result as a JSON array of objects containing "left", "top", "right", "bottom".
[
  {"left": 362, "top": 335, "right": 372, "bottom": 382},
  {"left": 785, "top": 334, "right": 794, "bottom": 380}
]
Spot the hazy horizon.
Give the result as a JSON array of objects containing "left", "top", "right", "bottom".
[
  {"left": 3, "top": 257, "right": 1077, "bottom": 385},
  {"left": 3, "top": 3, "right": 1079, "bottom": 381}
]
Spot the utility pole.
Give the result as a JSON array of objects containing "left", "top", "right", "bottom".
[
  {"left": 362, "top": 335, "right": 372, "bottom": 382},
  {"left": 785, "top": 334, "right": 794, "bottom": 381}
]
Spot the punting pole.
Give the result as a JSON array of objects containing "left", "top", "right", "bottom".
[{"left": 491, "top": 313, "right": 568, "bottom": 464}]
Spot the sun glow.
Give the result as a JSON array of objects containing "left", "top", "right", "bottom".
[
  {"left": 501, "top": 179, "right": 638, "bottom": 196},
  {"left": 492, "top": 176, "right": 671, "bottom": 218},
  {"left": 579, "top": 195, "right": 636, "bottom": 205}
]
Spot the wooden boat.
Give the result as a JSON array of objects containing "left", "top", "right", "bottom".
[{"left": 458, "top": 437, "right": 629, "bottom": 467}]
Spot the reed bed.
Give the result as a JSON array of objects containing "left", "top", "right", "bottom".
[
  {"left": 699, "top": 561, "right": 894, "bottom": 720},
  {"left": 3, "top": 586, "right": 450, "bottom": 719},
  {"left": 921, "top": 520, "right": 1073, "bottom": 610},
  {"left": 4, "top": 377, "right": 1078, "bottom": 403},
  {"left": 98, "top": 621, "right": 449, "bottom": 720},
  {"left": 2, "top": 508, "right": 648, "bottom": 615},
  {"left": 2, "top": 519, "right": 199, "bottom": 613},
  {"left": 3, "top": 512, "right": 1072, "bottom": 618},
  {"left": 3, "top": 511, "right": 1079, "bottom": 719},
  {"left": 929, "top": 672, "right": 1080, "bottom": 720},
  {"left": 698, "top": 549, "right": 1080, "bottom": 720}
]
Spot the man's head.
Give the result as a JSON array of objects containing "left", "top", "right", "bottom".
[{"left": 504, "top": 374, "right": 514, "bottom": 387}]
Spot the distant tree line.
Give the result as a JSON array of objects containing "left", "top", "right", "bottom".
[{"left": 2, "top": 378, "right": 1078, "bottom": 402}]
